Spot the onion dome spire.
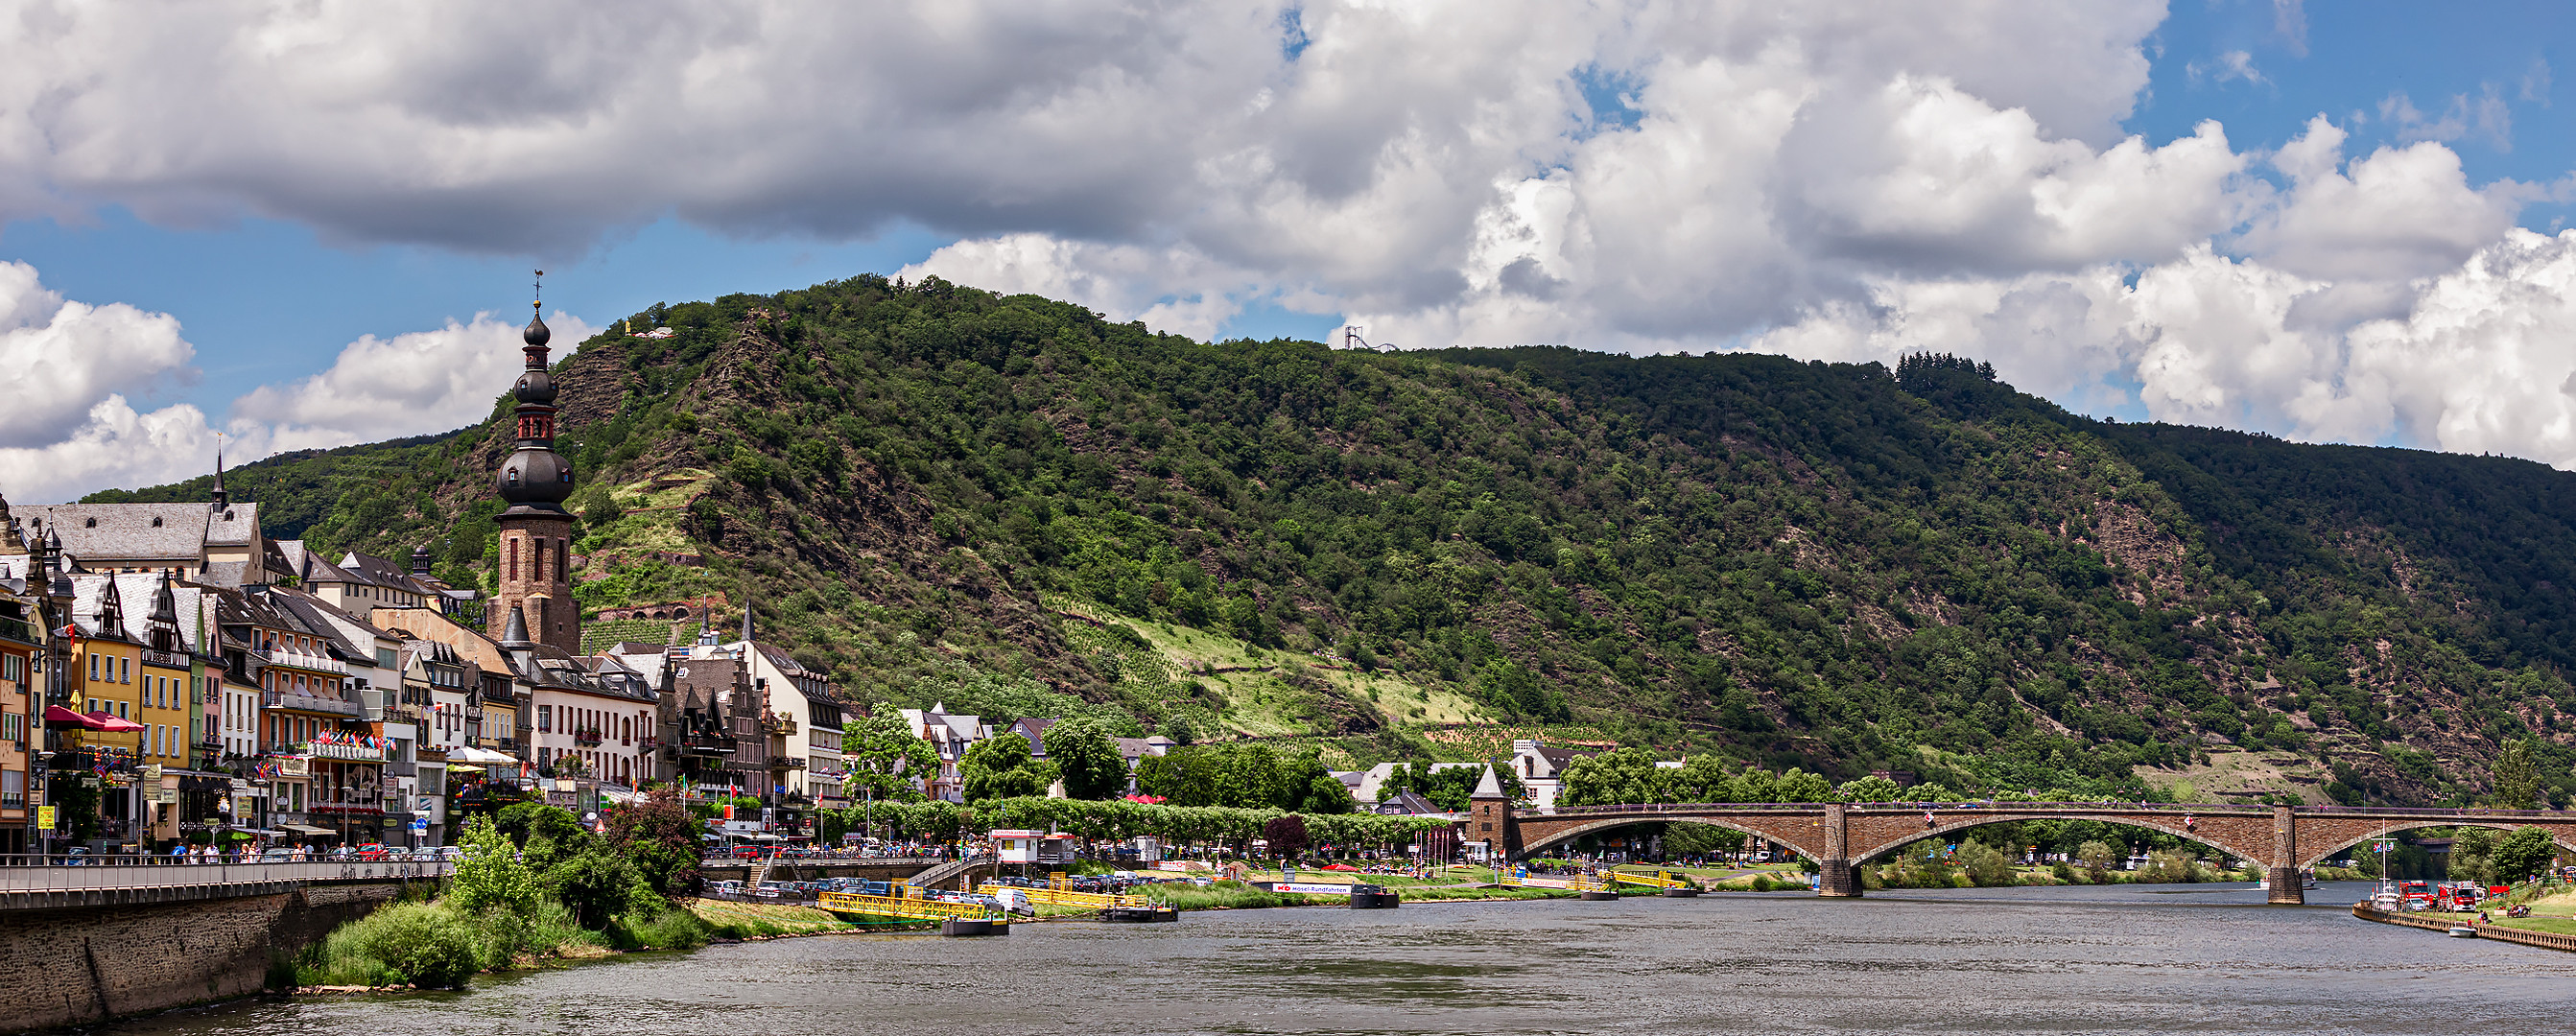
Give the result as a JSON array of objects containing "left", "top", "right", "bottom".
[{"left": 496, "top": 270, "right": 574, "bottom": 512}]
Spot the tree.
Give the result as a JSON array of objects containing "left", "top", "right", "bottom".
[
  {"left": 1558, "top": 747, "right": 1669, "bottom": 807},
  {"left": 841, "top": 711, "right": 936, "bottom": 802},
  {"left": 2492, "top": 826, "right": 2560, "bottom": 883},
  {"left": 1665, "top": 821, "right": 1745, "bottom": 858},
  {"left": 545, "top": 848, "right": 643, "bottom": 930},
  {"left": 1663, "top": 756, "right": 1737, "bottom": 803},
  {"left": 449, "top": 814, "right": 541, "bottom": 916},
  {"left": 1772, "top": 768, "right": 1835, "bottom": 803},
  {"left": 1043, "top": 718, "right": 1127, "bottom": 800},
  {"left": 1838, "top": 775, "right": 1903, "bottom": 803},
  {"left": 2077, "top": 840, "right": 2119, "bottom": 883},
  {"left": 959, "top": 733, "right": 1055, "bottom": 803},
  {"left": 1263, "top": 814, "right": 1311, "bottom": 860},
  {"left": 1213, "top": 743, "right": 1289, "bottom": 810},
  {"left": 605, "top": 786, "right": 703, "bottom": 900},
  {"left": 2493, "top": 739, "right": 2541, "bottom": 809},
  {"left": 1954, "top": 841, "right": 2016, "bottom": 886}
]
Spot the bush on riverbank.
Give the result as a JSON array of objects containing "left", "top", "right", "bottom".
[
  {"left": 296, "top": 802, "right": 718, "bottom": 991},
  {"left": 298, "top": 902, "right": 482, "bottom": 989}
]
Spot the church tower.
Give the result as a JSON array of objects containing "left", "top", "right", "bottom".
[{"left": 489, "top": 275, "right": 581, "bottom": 654}]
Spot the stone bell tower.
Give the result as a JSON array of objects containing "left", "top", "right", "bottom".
[{"left": 488, "top": 273, "right": 580, "bottom": 655}]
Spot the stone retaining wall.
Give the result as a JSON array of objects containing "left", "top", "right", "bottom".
[{"left": 0, "top": 881, "right": 418, "bottom": 1032}]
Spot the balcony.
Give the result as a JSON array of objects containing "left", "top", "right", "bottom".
[
  {"left": 256, "top": 648, "right": 348, "bottom": 675},
  {"left": 573, "top": 729, "right": 605, "bottom": 747},
  {"left": 674, "top": 737, "right": 736, "bottom": 758},
  {"left": 769, "top": 756, "right": 806, "bottom": 770},
  {"left": 758, "top": 715, "right": 797, "bottom": 736},
  {"left": 300, "top": 737, "right": 392, "bottom": 762},
  {"left": 140, "top": 648, "right": 188, "bottom": 669},
  {"left": 0, "top": 616, "right": 39, "bottom": 648},
  {"left": 262, "top": 689, "right": 364, "bottom": 718}
]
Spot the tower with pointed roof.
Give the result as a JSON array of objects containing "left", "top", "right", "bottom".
[{"left": 488, "top": 275, "right": 582, "bottom": 655}]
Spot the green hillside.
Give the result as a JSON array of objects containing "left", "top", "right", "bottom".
[{"left": 94, "top": 275, "right": 2576, "bottom": 807}]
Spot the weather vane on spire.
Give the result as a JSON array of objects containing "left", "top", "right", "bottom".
[{"left": 533, "top": 269, "right": 545, "bottom": 315}]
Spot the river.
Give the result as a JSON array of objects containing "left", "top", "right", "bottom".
[{"left": 89, "top": 882, "right": 2567, "bottom": 1035}]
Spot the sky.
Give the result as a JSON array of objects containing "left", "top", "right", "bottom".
[{"left": 3, "top": 0, "right": 2575, "bottom": 502}]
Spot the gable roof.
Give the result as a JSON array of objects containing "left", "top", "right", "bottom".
[
  {"left": 338, "top": 551, "right": 427, "bottom": 592},
  {"left": 20, "top": 503, "right": 243, "bottom": 564}
]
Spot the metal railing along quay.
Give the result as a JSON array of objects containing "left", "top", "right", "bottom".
[{"left": 0, "top": 858, "right": 451, "bottom": 906}]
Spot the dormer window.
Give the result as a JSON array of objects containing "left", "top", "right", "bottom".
[
  {"left": 223, "top": 509, "right": 234, "bottom": 521},
  {"left": 84, "top": 518, "right": 96, "bottom": 528},
  {"left": 151, "top": 516, "right": 162, "bottom": 527}
]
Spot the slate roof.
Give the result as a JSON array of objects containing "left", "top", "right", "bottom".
[
  {"left": 338, "top": 551, "right": 426, "bottom": 592},
  {"left": 68, "top": 573, "right": 132, "bottom": 641},
  {"left": 13, "top": 501, "right": 261, "bottom": 563}
]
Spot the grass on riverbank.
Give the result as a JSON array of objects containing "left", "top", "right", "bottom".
[
  {"left": 682, "top": 898, "right": 859, "bottom": 937},
  {"left": 295, "top": 898, "right": 716, "bottom": 990}
]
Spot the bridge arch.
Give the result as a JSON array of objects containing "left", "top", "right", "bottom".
[
  {"left": 1852, "top": 812, "right": 2257, "bottom": 868},
  {"left": 1510, "top": 813, "right": 1830, "bottom": 864},
  {"left": 2297, "top": 820, "right": 2576, "bottom": 870}
]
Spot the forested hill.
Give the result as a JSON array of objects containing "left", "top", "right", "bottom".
[{"left": 93, "top": 276, "right": 2576, "bottom": 807}]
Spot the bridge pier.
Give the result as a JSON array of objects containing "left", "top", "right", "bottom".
[
  {"left": 1817, "top": 859, "right": 1862, "bottom": 897},
  {"left": 2265, "top": 867, "right": 2304, "bottom": 906},
  {"left": 2266, "top": 805, "right": 2303, "bottom": 905},
  {"left": 1817, "top": 804, "right": 1860, "bottom": 897}
]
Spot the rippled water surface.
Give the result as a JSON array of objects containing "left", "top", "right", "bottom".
[{"left": 102, "top": 882, "right": 2568, "bottom": 1035}]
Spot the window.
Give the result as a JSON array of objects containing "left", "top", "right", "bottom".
[
  {"left": 1, "top": 712, "right": 21, "bottom": 742},
  {"left": 1, "top": 654, "right": 20, "bottom": 683},
  {"left": 121, "top": 657, "right": 130, "bottom": 684},
  {"left": 89, "top": 654, "right": 98, "bottom": 681},
  {"left": 538, "top": 705, "right": 552, "bottom": 732}
]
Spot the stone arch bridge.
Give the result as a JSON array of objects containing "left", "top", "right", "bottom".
[{"left": 1467, "top": 790, "right": 2576, "bottom": 904}]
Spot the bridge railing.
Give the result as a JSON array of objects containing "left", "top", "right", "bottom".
[
  {"left": 1524, "top": 801, "right": 2576, "bottom": 816},
  {"left": 0, "top": 859, "right": 450, "bottom": 894}
]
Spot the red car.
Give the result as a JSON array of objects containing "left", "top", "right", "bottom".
[{"left": 353, "top": 844, "right": 392, "bottom": 861}]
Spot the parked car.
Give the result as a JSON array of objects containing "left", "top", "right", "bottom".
[
  {"left": 712, "top": 880, "right": 744, "bottom": 896},
  {"left": 259, "top": 847, "right": 299, "bottom": 862},
  {"left": 353, "top": 843, "right": 391, "bottom": 861},
  {"left": 57, "top": 847, "right": 89, "bottom": 866}
]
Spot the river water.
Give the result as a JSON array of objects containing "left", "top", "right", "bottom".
[{"left": 95, "top": 882, "right": 2570, "bottom": 1035}]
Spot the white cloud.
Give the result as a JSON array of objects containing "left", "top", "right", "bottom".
[
  {"left": 0, "top": 262, "right": 593, "bottom": 502},
  {"left": 2380, "top": 87, "right": 2514, "bottom": 152},
  {"left": 0, "top": 261, "right": 195, "bottom": 449},
  {"left": 5, "top": 1, "right": 2576, "bottom": 476},
  {"left": 230, "top": 310, "right": 595, "bottom": 443}
]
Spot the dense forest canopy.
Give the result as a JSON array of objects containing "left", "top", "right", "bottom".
[{"left": 92, "top": 275, "right": 2576, "bottom": 807}]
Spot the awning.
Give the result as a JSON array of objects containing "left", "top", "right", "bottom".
[
  {"left": 278, "top": 824, "right": 340, "bottom": 836},
  {"left": 447, "top": 746, "right": 519, "bottom": 765},
  {"left": 90, "top": 713, "right": 145, "bottom": 733},
  {"left": 229, "top": 828, "right": 286, "bottom": 836},
  {"left": 43, "top": 705, "right": 103, "bottom": 730}
]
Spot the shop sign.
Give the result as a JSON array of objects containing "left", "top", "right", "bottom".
[
  {"left": 151, "top": 788, "right": 178, "bottom": 805},
  {"left": 275, "top": 757, "right": 310, "bottom": 778},
  {"left": 35, "top": 806, "right": 54, "bottom": 828},
  {"left": 139, "top": 764, "right": 162, "bottom": 781}
]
